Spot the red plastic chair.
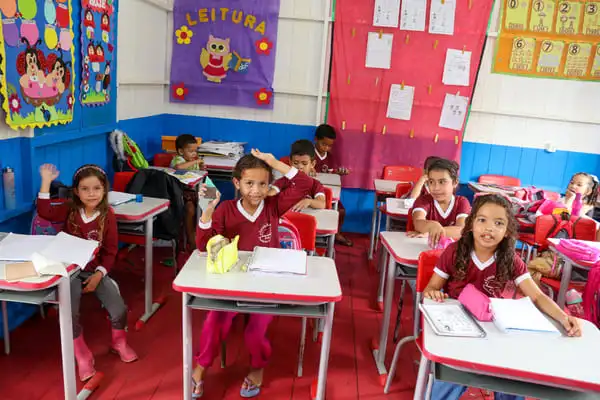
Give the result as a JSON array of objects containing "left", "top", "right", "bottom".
[
  {"left": 384, "top": 250, "right": 442, "bottom": 392},
  {"left": 280, "top": 156, "right": 291, "bottom": 166},
  {"left": 322, "top": 187, "right": 333, "bottom": 210},
  {"left": 113, "top": 172, "right": 136, "bottom": 192},
  {"left": 478, "top": 174, "right": 521, "bottom": 187},
  {"left": 395, "top": 182, "right": 414, "bottom": 198},
  {"left": 382, "top": 165, "right": 422, "bottom": 183},
  {"left": 153, "top": 153, "right": 175, "bottom": 168},
  {"left": 284, "top": 212, "right": 317, "bottom": 254}
]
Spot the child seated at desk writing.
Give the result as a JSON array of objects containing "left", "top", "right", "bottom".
[
  {"left": 314, "top": 123, "right": 352, "bottom": 246},
  {"left": 192, "top": 149, "right": 314, "bottom": 398},
  {"left": 408, "top": 158, "right": 471, "bottom": 246},
  {"left": 424, "top": 194, "right": 581, "bottom": 400},
  {"left": 170, "top": 134, "right": 204, "bottom": 249},
  {"left": 37, "top": 164, "right": 138, "bottom": 383},
  {"left": 268, "top": 139, "right": 326, "bottom": 211}
]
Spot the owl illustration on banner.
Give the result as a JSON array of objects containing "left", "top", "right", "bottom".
[{"left": 200, "top": 35, "right": 232, "bottom": 83}]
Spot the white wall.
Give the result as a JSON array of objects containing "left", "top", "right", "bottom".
[{"left": 464, "top": 1, "right": 600, "bottom": 154}]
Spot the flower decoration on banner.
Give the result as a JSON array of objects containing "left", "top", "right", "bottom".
[
  {"left": 176, "top": 26, "right": 193, "bottom": 45},
  {"left": 8, "top": 93, "right": 21, "bottom": 114},
  {"left": 254, "top": 88, "right": 272, "bottom": 105},
  {"left": 172, "top": 83, "right": 189, "bottom": 100},
  {"left": 255, "top": 38, "right": 273, "bottom": 55},
  {"left": 67, "top": 94, "right": 74, "bottom": 110}
]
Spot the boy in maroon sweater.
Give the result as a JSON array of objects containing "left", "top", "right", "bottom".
[{"left": 314, "top": 124, "right": 352, "bottom": 246}]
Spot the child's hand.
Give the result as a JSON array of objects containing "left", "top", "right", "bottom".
[
  {"left": 336, "top": 167, "right": 349, "bottom": 176},
  {"left": 407, "top": 231, "right": 427, "bottom": 238},
  {"left": 251, "top": 149, "right": 275, "bottom": 165},
  {"left": 291, "top": 198, "right": 312, "bottom": 212},
  {"left": 309, "top": 167, "right": 317, "bottom": 177},
  {"left": 424, "top": 290, "right": 448, "bottom": 302},
  {"left": 427, "top": 222, "right": 445, "bottom": 247},
  {"left": 82, "top": 271, "right": 103, "bottom": 293},
  {"left": 562, "top": 315, "right": 582, "bottom": 337},
  {"left": 39, "top": 164, "right": 59, "bottom": 182}
]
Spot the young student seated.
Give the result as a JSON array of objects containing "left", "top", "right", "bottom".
[
  {"left": 314, "top": 123, "right": 352, "bottom": 246},
  {"left": 406, "top": 156, "right": 440, "bottom": 199},
  {"left": 424, "top": 194, "right": 581, "bottom": 400},
  {"left": 192, "top": 149, "right": 314, "bottom": 398},
  {"left": 409, "top": 158, "right": 471, "bottom": 245},
  {"left": 561, "top": 172, "right": 598, "bottom": 217},
  {"left": 170, "top": 134, "right": 204, "bottom": 249},
  {"left": 37, "top": 164, "right": 138, "bottom": 382},
  {"left": 268, "top": 139, "right": 326, "bottom": 211}
]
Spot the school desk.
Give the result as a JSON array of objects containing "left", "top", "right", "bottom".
[
  {"left": 368, "top": 179, "right": 403, "bottom": 260},
  {"left": 547, "top": 238, "right": 599, "bottom": 309},
  {"left": 315, "top": 173, "right": 341, "bottom": 187},
  {"left": 113, "top": 196, "right": 170, "bottom": 329},
  {"left": 325, "top": 184, "right": 341, "bottom": 210},
  {"left": 414, "top": 299, "right": 600, "bottom": 400},
  {"left": 468, "top": 181, "right": 519, "bottom": 196},
  {"left": 202, "top": 156, "right": 237, "bottom": 180},
  {"left": 302, "top": 208, "right": 339, "bottom": 258},
  {"left": 173, "top": 251, "right": 342, "bottom": 400},
  {"left": 372, "top": 231, "right": 428, "bottom": 380}
]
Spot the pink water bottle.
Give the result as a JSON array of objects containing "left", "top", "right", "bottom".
[{"left": 572, "top": 192, "right": 583, "bottom": 216}]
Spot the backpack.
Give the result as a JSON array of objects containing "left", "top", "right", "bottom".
[
  {"left": 555, "top": 239, "right": 600, "bottom": 264},
  {"left": 109, "top": 129, "right": 149, "bottom": 171},
  {"left": 30, "top": 199, "right": 67, "bottom": 236},
  {"left": 546, "top": 214, "right": 582, "bottom": 240},
  {"left": 278, "top": 217, "right": 302, "bottom": 250},
  {"left": 583, "top": 266, "right": 600, "bottom": 328}
]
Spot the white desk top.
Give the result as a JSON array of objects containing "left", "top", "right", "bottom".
[
  {"left": 113, "top": 196, "right": 170, "bottom": 221},
  {"left": 374, "top": 179, "right": 402, "bottom": 194},
  {"left": 548, "top": 238, "right": 600, "bottom": 269},
  {"left": 172, "top": 251, "right": 342, "bottom": 304},
  {"left": 325, "top": 184, "right": 341, "bottom": 201},
  {"left": 0, "top": 264, "right": 78, "bottom": 291},
  {"left": 379, "top": 231, "right": 429, "bottom": 265},
  {"left": 301, "top": 208, "right": 339, "bottom": 235},
  {"left": 315, "top": 173, "right": 341, "bottom": 187},
  {"left": 422, "top": 299, "right": 600, "bottom": 392},
  {"left": 203, "top": 156, "right": 237, "bottom": 171}
]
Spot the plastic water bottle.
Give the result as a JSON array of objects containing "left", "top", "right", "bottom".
[
  {"left": 572, "top": 192, "right": 583, "bottom": 216},
  {"left": 3, "top": 167, "right": 16, "bottom": 210}
]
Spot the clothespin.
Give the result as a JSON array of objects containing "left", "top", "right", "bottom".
[
  {"left": 379, "top": 29, "right": 383, "bottom": 39},
  {"left": 409, "top": 128, "right": 415, "bottom": 138},
  {"left": 455, "top": 135, "right": 459, "bottom": 145},
  {"left": 401, "top": 80, "right": 405, "bottom": 90},
  {"left": 382, "top": 125, "right": 387, "bottom": 135},
  {"left": 351, "top": 27, "right": 356, "bottom": 37},
  {"left": 468, "top": 0, "right": 473, "bottom": 9},
  {"left": 456, "top": 90, "right": 461, "bottom": 97},
  {"left": 428, "top": 84, "right": 432, "bottom": 94},
  {"left": 405, "top": 34, "right": 410, "bottom": 44},
  {"left": 434, "top": 40, "right": 439, "bottom": 49},
  {"left": 342, "top": 120, "right": 346, "bottom": 130},
  {"left": 462, "top": 45, "right": 466, "bottom": 54},
  {"left": 434, "top": 133, "right": 439, "bottom": 143},
  {"left": 441, "top": 0, "right": 445, "bottom": 4},
  {"left": 362, "top": 124, "right": 367, "bottom": 133},
  {"left": 375, "top": 76, "right": 380, "bottom": 86},
  {"left": 347, "top": 74, "right": 351, "bottom": 85}
]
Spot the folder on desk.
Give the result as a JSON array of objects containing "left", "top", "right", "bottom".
[
  {"left": 490, "top": 297, "right": 561, "bottom": 335},
  {"left": 420, "top": 302, "right": 486, "bottom": 337},
  {"left": 108, "top": 191, "right": 137, "bottom": 206},
  {"left": 247, "top": 247, "right": 307, "bottom": 275}
]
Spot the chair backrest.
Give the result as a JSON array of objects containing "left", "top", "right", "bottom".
[
  {"left": 31, "top": 199, "right": 67, "bottom": 235},
  {"left": 382, "top": 165, "right": 422, "bottom": 182},
  {"left": 278, "top": 217, "right": 303, "bottom": 250},
  {"left": 113, "top": 171, "right": 136, "bottom": 192},
  {"left": 534, "top": 214, "right": 597, "bottom": 248},
  {"left": 280, "top": 156, "right": 291, "bottom": 166},
  {"left": 478, "top": 174, "right": 521, "bottom": 187},
  {"left": 322, "top": 186, "right": 333, "bottom": 209},
  {"left": 406, "top": 211, "right": 415, "bottom": 232},
  {"left": 395, "top": 182, "right": 413, "bottom": 198},
  {"left": 414, "top": 249, "right": 443, "bottom": 337},
  {"left": 283, "top": 212, "right": 317, "bottom": 252},
  {"left": 154, "top": 153, "right": 175, "bottom": 168}
]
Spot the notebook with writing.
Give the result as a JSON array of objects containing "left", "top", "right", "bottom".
[
  {"left": 490, "top": 297, "right": 560, "bottom": 335},
  {"left": 247, "top": 247, "right": 307, "bottom": 275},
  {"left": 420, "top": 302, "right": 486, "bottom": 338}
]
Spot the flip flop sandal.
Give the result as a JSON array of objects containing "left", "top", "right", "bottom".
[
  {"left": 240, "top": 377, "right": 261, "bottom": 398},
  {"left": 191, "top": 377, "right": 204, "bottom": 399}
]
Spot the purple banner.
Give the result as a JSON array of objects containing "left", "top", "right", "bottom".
[{"left": 170, "top": 0, "right": 281, "bottom": 109}]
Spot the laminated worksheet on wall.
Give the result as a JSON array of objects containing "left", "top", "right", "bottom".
[
  {"left": 366, "top": 32, "right": 394, "bottom": 69},
  {"left": 386, "top": 84, "right": 415, "bottom": 120},
  {"left": 373, "top": 0, "right": 401, "bottom": 27},
  {"left": 443, "top": 49, "right": 472, "bottom": 86}
]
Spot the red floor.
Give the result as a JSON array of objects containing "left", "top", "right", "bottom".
[{"left": 0, "top": 235, "right": 491, "bottom": 399}]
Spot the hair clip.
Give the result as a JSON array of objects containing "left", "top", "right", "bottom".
[{"left": 74, "top": 164, "right": 107, "bottom": 178}]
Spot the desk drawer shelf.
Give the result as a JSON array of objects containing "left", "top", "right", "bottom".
[
  {"left": 0, "top": 288, "right": 57, "bottom": 305},
  {"left": 187, "top": 297, "right": 327, "bottom": 318}
]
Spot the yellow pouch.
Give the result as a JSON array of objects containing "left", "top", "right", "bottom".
[{"left": 206, "top": 235, "right": 240, "bottom": 274}]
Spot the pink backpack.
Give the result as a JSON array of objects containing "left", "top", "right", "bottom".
[
  {"left": 583, "top": 267, "right": 600, "bottom": 328},
  {"left": 278, "top": 217, "right": 302, "bottom": 250},
  {"left": 555, "top": 239, "right": 600, "bottom": 264}
]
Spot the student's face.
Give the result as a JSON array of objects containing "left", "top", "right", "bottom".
[
  {"left": 427, "top": 169, "right": 456, "bottom": 201},
  {"left": 75, "top": 176, "right": 105, "bottom": 210},
  {"left": 315, "top": 137, "right": 334, "bottom": 154},
  {"left": 291, "top": 154, "right": 315, "bottom": 175},
  {"left": 234, "top": 168, "right": 270, "bottom": 207},
  {"left": 566, "top": 174, "right": 592, "bottom": 198},
  {"left": 472, "top": 203, "right": 508, "bottom": 251},
  {"left": 178, "top": 143, "right": 198, "bottom": 162}
]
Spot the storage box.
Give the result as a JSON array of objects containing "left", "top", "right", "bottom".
[{"left": 161, "top": 136, "right": 202, "bottom": 153}]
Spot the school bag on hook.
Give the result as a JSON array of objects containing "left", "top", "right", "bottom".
[{"left": 109, "top": 129, "right": 149, "bottom": 172}]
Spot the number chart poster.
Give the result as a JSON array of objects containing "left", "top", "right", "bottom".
[
  {"left": 0, "top": 0, "right": 75, "bottom": 129},
  {"left": 81, "top": 0, "right": 115, "bottom": 106},
  {"left": 494, "top": 0, "right": 600, "bottom": 80},
  {"left": 169, "top": 0, "right": 281, "bottom": 109}
]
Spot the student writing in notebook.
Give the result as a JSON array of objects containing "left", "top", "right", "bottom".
[
  {"left": 37, "top": 164, "right": 137, "bottom": 382},
  {"left": 408, "top": 158, "right": 471, "bottom": 246},
  {"left": 192, "top": 149, "right": 314, "bottom": 398},
  {"left": 268, "top": 139, "right": 326, "bottom": 211},
  {"left": 423, "top": 194, "right": 581, "bottom": 400}
]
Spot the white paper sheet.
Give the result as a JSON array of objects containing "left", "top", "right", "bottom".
[
  {"left": 442, "top": 49, "right": 471, "bottom": 86},
  {"left": 373, "top": 0, "right": 401, "bottom": 27},
  {"left": 247, "top": 247, "right": 307, "bottom": 275},
  {"left": 490, "top": 297, "right": 560, "bottom": 335},
  {"left": 108, "top": 191, "right": 137, "bottom": 206},
  {"left": 439, "top": 93, "right": 469, "bottom": 131},
  {"left": 366, "top": 32, "right": 394, "bottom": 69},
  {"left": 400, "top": 0, "right": 427, "bottom": 31},
  {"left": 386, "top": 84, "right": 415, "bottom": 120},
  {"left": 31, "top": 252, "right": 68, "bottom": 277},
  {"left": 429, "top": 0, "right": 456, "bottom": 35},
  {"left": 0, "top": 233, "right": 56, "bottom": 261},
  {"left": 40, "top": 232, "right": 99, "bottom": 269}
]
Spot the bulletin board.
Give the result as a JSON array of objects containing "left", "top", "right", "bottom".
[
  {"left": 493, "top": 0, "right": 600, "bottom": 80},
  {"left": 327, "top": 0, "right": 494, "bottom": 189}
]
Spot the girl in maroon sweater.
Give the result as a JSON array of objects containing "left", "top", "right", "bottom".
[
  {"left": 192, "top": 149, "right": 313, "bottom": 398},
  {"left": 37, "top": 164, "right": 137, "bottom": 382}
]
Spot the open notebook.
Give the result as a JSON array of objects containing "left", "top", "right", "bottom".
[
  {"left": 420, "top": 302, "right": 486, "bottom": 337},
  {"left": 490, "top": 297, "right": 561, "bottom": 335},
  {"left": 108, "top": 191, "right": 137, "bottom": 206},
  {"left": 247, "top": 247, "right": 307, "bottom": 275}
]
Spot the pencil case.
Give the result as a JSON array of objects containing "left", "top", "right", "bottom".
[
  {"left": 458, "top": 284, "right": 493, "bottom": 321},
  {"left": 206, "top": 235, "right": 239, "bottom": 274}
]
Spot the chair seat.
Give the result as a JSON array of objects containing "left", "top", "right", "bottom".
[
  {"left": 518, "top": 233, "right": 536, "bottom": 246},
  {"left": 118, "top": 233, "right": 157, "bottom": 246},
  {"left": 378, "top": 204, "right": 408, "bottom": 218},
  {"left": 540, "top": 276, "right": 586, "bottom": 291}
]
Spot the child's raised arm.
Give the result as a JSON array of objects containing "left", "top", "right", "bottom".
[
  {"left": 196, "top": 188, "right": 223, "bottom": 251},
  {"left": 37, "top": 164, "right": 69, "bottom": 223}
]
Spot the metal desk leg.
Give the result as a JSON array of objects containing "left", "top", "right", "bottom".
[
  {"left": 556, "top": 260, "right": 573, "bottom": 309},
  {"left": 311, "top": 302, "right": 335, "bottom": 400},
  {"left": 136, "top": 218, "right": 165, "bottom": 329},
  {"left": 2, "top": 301, "right": 9, "bottom": 355},
  {"left": 182, "top": 293, "right": 193, "bottom": 400},
  {"left": 376, "top": 248, "right": 388, "bottom": 311},
  {"left": 413, "top": 355, "right": 431, "bottom": 400},
  {"left": 58, "top": 277, "right": 77, "bottom": 400},
  {"left": 326, "top": 234, "right": 334, "bottom": 259},
  {"left": 372, "top": 254, "right": 396, "bottom": 379},
  {"left": 368, "top": 195, "right": 378, "bottom": 260}
]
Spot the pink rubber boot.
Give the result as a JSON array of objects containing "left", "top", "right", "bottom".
[
  {"left": 73, "top": 335, "right": 96, "bottom": 382},
  {"left": 110, "top": 329, "right": 138, "bottom": 363}
]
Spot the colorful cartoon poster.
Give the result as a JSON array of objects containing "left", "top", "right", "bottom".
[
  {"left": 80, "top": 0, "right": 115, "bottom": 106},
  {"left": 169, "top": 0, "right": 281, "bottom": 109},
  {"left": 0, "top": 0, "right": 75, "bottom": 129}
]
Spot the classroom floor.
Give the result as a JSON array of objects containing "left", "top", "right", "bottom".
[{"left": 0, "top": 235, "right": 493, "bottom": 400}]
